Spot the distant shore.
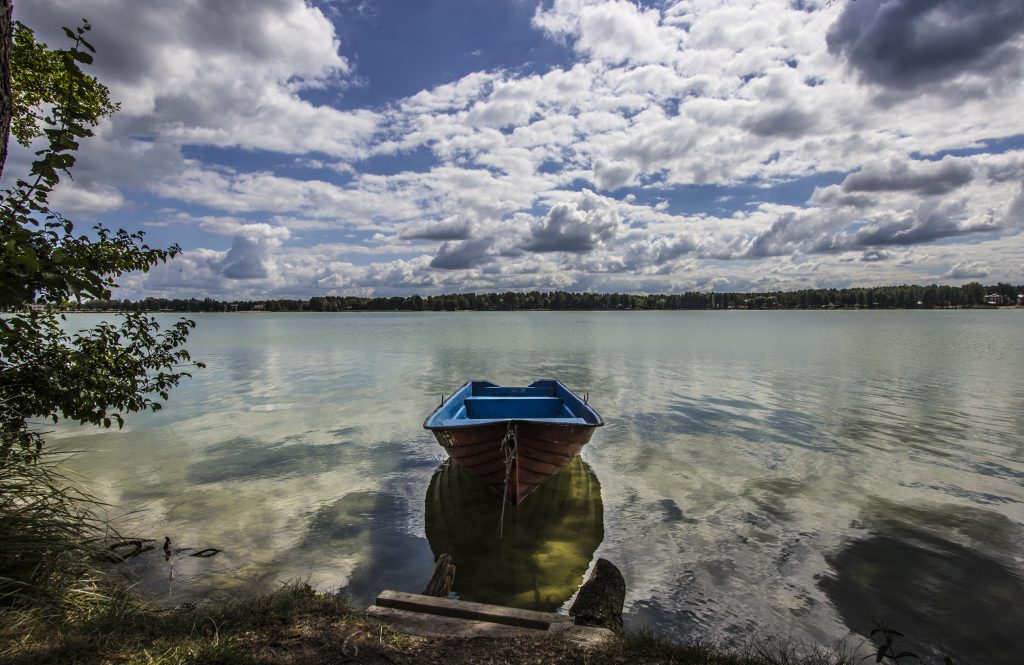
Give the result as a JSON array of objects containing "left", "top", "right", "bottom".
[{"left": 45, "top": 282, "right": 1024, "bottom": 314}]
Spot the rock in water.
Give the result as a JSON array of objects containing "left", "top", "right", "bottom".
[
  {"left": 569, "top": 558, "right": 625, "bottom": 632},
  {"left": 422, "top": 553, "right": 456, "bottom": 597}
]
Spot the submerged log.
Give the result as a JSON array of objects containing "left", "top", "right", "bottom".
[
  {"left": 569, "top": 558, "right": 625, "bottom": 632},
  {"left": 422, "top": 553, "right": 456, "bottom": 597}
]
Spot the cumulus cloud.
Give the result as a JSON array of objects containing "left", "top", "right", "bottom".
[
  {"left": 844, "top": 158, "right": 974, "bottom": 195},
  {"left": 860, "top": 249, "right": 890, "bottom": 262},
  {"left": 202, "top": 221, "right": 290, "bottom": 281},
  {"left": 216, "top": 236, "right": 271, "bottom": 280},
  {"left": 827, "top": 0, "right": 1024, "bottom": 92},
  {"left": 744, "top": 107, "right": 818, "bottom": 139},
  {"left": 745, "top": 196, "right": 1003, "bottom": 260},
  {"left": 812, "top": 156, "right": 976, "bottom": 207},
  {"left": 593, "top": 160, "right": 637, "bottom": 191},
  {"left": 521, "top": 196, "right": 621, "bottom": 253},
  {"left": 48, "top": 181, "right": 125, "bottom": 216},
  {"left": 944, "top": 260, "right": 991, "bottom": 279},
  {"left": 843, "top": 205, "right": 996, "bottom": 249},
  {"left": 533, "top": 0, "right": 682, "bottom": 65},
  {"left": 15, "top": 0, "right": 1024, "bottom": 297},
  {"left": 400, "top": 216, "right": 473, "bottom": 241},
  {"left": 429, "top": 239, "right": 493, "bottom": 270},
  {"left": 18, "top": 0, "right": 377, "bottom": 158}
]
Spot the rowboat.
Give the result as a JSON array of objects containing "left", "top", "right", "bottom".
[{"left": 423, "top": 380, "right": 603, "bottom": 505}]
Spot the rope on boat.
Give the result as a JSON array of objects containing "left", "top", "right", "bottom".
[{"left": 497, "top": 420, "right": 518, "bottom": 538}]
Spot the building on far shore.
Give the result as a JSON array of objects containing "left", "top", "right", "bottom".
[{"left": 984, "top": 293, "right": 1006, "bottom": 306}]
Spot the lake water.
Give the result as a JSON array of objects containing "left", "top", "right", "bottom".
[{"left": 52, "top": 311, "right": 1024, "bottom": 663}]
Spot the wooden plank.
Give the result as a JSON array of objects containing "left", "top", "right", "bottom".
[
  {"left": 367, "top": 605, "right": 543, "bottom": 639},
  {"left": 367, "top": 606, "right": 615, "bottom": 645},
  {"left": 376, "top": 590, "right": 572, "bottom": 630}
]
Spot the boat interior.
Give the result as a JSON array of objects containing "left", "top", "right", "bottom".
[{"left": 425, "top": 380, "right": 602, "bottom": 428}]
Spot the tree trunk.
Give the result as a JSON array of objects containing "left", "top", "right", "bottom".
[{"left": 0, "top": 0, "right": 12, "bottom": 179}]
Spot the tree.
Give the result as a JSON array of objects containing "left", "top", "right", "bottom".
[
  {"left": 9, "top": 20, "right": 118, "bottom": 156},
  {"left": 0, "top": 18, "right": 202, "bottom": 456},
  {"left": 0, "top": 0, "right": 12, "bottom": 176}
]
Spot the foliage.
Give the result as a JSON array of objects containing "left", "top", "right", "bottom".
[
  {"left": 0, "top": 19, "right": 202, "bottom": 456},
  {"left": 870, "top": 627, "right": 921, "bottom": 664},
  {"left": 1, "top": 312, "right": 198, "bottom": 434},
  {"left": 0, "top": 20, "right": 201, "bottom": 456},
  {"left": 0, "top": 20, "right": 155, "bottom": 309},
  {"left": 9, "top": 20, "right": 118, "bottom": 149}
]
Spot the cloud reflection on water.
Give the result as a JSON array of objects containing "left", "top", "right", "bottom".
[
  {"left": 50, "top": 311, "right": 1024, "bottom": 656},
  {"left": 820, "top": 499, "right": 1024, "bottom": 665}
]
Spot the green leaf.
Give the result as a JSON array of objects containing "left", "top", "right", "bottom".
[{"left": 18, "top": 252, "right": 40, "bottom": 272}]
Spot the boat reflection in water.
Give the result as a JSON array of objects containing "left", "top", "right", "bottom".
[{"left": 424, "top": 456, "right": 603, "bottom": 612}]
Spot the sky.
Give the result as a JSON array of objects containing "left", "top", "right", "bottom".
[{"left": 9, "top": 0, "right": 1024, "bottom": 298}]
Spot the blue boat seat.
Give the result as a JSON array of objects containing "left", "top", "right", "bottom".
[
  {"left": 440, "top": 416, "right": 589, "bottom": 427},
  {"left": 473, "top": 386, "right": 553, "bottom": 397},
  {"left": 464, "top": 396, "right": 564, "bottom": 419}
]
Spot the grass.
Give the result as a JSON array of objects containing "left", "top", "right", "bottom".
[
  {"left": 0, "top": 581, "right": 405, "bottom": 664},
  {"left": 0, "top": 445, "right": 115, "bottom": 617},
  {"left": 1, "top": 579, "right": 865, "bottom": 665}
]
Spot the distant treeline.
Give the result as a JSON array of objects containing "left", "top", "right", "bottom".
[{"left": 68, "top": 282, "right": 1023, "bottom": 313}]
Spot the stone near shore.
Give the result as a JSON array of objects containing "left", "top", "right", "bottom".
[
  {"left": 568, "top": 558, "right": 625, "bottom": 632},
  {"left": 422, "top": 553, "right": 456, "bottom": 597}
]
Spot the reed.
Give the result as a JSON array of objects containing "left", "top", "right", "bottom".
[{"left": 0, "top": 439, "right": 114, "bottom": 618}]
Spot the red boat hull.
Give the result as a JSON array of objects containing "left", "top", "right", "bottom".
[{"left": 429, "top": 421, "right": 598, "bottom": 504}]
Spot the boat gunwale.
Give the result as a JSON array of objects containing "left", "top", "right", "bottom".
[{"left": 422, "top": 379, "right": 604, "bottom": 430}]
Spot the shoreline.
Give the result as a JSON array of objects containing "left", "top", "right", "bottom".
[
  {"left": 56, "top": 305, "right": 1024, "bottom": 313},
  {"left": 0, "top": 583, "right": 868, "bottom": 665}
]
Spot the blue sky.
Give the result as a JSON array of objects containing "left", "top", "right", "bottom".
[{"left": 10, "top": 0, "right": 1024, "bottom": 298}]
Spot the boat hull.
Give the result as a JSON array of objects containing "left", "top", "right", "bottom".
[{"left": 429, "top": 420, "right": 597, "bottom": 504}]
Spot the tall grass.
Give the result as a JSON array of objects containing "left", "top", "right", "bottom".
[{"left": 0, "top": 440, "right": 114, "bottom": 618}]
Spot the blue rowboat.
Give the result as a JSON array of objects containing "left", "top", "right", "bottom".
[{"left": 423, "top": 380, "right": 603, "bottom": 505}]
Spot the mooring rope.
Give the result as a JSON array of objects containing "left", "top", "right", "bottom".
[{"left": 497, "top": 420, "right": 518, "bottom": 538}]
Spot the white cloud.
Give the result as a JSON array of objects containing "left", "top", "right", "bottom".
[
  {"left": 534, "top": 0, "right": 683, "bottom": 65},
  {"left": 19, "top": 0, "right": 377, "bottom": 159},
  {"left": 944, "top": 260, "right": 992, "bottom": 280},
  {"left": 48, "top": 181, "right": 125, "bottom": 217},
  {"left": 15, "top": 0, "right": 1024, "bottom": 297}
]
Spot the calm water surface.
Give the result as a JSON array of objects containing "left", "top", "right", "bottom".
[{"left": 53, "top": 311, "right": 1024, "bottom": 663}]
